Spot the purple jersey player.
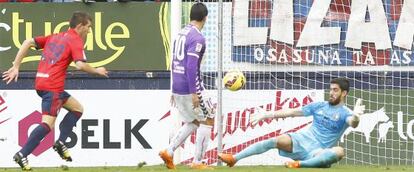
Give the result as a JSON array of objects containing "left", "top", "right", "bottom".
[
  {"left": 171, "top": 24, "right": 206, "bottom": 95},
  {"left": 159, "top": 3, "right": 215, "bottom": 170}
]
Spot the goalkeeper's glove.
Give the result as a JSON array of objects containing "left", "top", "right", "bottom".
[
  {"left": 250, "top": 107, "right": 274, "bottom": 126},
  {"left": 353, "top": 98, "right": 365, "bottom": 117}
]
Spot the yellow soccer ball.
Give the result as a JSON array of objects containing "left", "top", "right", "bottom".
[{"left": 223, "top": 71, "right": 246, "bottom": 91}]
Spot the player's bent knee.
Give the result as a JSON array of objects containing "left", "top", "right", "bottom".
[
  {"left": 72, "top": 105, "right": 84, "bottom": 113},
  {"left": 64, "top": 97, "right": 84, "bottom": 113},
  {"left": 77, "top": 106, "right": 84, "bottom": 113},
  {"left": 43, "top": 122, "right": 55, "bottom": 129},
  {"left": 276, "top": 134, "right": 292, "bottom": 152},
  {"left": 331, "top": 146, "right": 345, "bottom": 159},
  {"left": 41, "top": 117, "right": 56, "bottom": 129}
]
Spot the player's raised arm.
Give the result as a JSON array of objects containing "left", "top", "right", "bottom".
[
  {"left": 250, "top": 107, "right": 304, "bottom": 126},
  {"left": 347, "top": 98, "right": 365, "bottom": 128},
  {"left": 2, "top": 38, "right": 36, "bottom": 84},
  {"left": 75, "top": 61, "right": 108, "bottom": 78}
]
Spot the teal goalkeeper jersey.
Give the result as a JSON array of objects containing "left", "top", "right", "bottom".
[{"left": 300, "top": 101, "right": 353, "bottom": 148}]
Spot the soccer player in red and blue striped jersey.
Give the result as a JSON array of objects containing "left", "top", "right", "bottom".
[{"left": 2, "top": 11, "right": 108, "bottom": 171}]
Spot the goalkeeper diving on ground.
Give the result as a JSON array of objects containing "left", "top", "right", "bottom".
[{"left": 219, "top": 77, "right": 366, "bottom": 168}]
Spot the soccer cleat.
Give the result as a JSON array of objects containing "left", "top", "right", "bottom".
[
  {"left": 189, "top": 162, "right": 214, "bottom": 170},
  {"left": 53, "top": 141, "right": 72, "bottom": 162},
  {"left": 13, "top": 152, "right": 32, "bottom": 171},
  {"left": 159, "top": 149, "right": 176, "bottom": 169},
  {"left": 218, "top": 153, "right": 236, "bottom": 167},
  {"left": 285, "top": 161, "right": 300, "bottom": 168}
]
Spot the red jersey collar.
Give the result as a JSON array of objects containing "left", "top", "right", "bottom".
[
  {"left": 67, "top": 28, "right": 84, "bottom": 43},
  {"left": 68, "top": 28, "right": 78, "bottom": 35}
]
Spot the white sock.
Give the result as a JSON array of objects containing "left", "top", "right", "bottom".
[
  {"left": 193, "top": 124, "right": 212, "bottom": 163},
  {"left": 167, "top": 122, "right": 198, "bottom": 156}
]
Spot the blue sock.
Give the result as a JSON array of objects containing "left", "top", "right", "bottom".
[
  {"left": 300, "top": 150, "right": 339, "bottom": 168},
  {"left": 58, "top": 111, "right": 82, "bottom": 143},
  {"left": 20, "top": 123, "right": 51, "bottom": 157},
  {"left": 235, "top": 138, "right": 276, "bottom": 161}
]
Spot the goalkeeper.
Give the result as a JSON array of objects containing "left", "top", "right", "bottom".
[{"left": 219, "top": 78, "right": 365, "bottom": 168}]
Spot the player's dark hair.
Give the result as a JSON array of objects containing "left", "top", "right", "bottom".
[
  {"left": 190, "top": 3, "right": 208, "bottom": 22},
  {"left": 70, "top": 11, "right": 92, "bottom": 28},
  {"left": 331, "top": 78, "right": 350, "bottom": 93}
]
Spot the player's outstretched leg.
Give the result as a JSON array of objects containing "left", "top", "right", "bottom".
[
  {"left": 219, "top": 138, "right": 277, "bottom": 167},
  {"left": 285, "top": 161, "right": 300, "bottom": 168},
  {"left": 53, "top": 141, "right": 72, "bottom": 162},
  {"left": 160, "top": 122, "right": 198, "bottom": 169},
  {"left": 14, "top": 122, "right": 51, "bottom": 171},
  {"left": 19, "top": 123, "right": 51, "bottom": 157},
  {"left": 287, "top": 147, "right": 343, "bottom": 168},
  {"left": 191, "top": 124, "right": 214, "bottom": 170},
  {"left": 218, "top": 153, "right": 236, "bottom": 167},
  {"left": 159, "top": 149, "right": 175, "bottom": 170},
  {"left": 13, "top": 152, "right": 31, "bottom": 171}
]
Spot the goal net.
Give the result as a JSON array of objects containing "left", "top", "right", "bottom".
[{"left": 174, "top": 0, "right": 414, "bottom": 166}]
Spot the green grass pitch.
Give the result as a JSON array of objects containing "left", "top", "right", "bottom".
[{"left": 2, "top": 165, "right": 414, "bottom": 172}]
